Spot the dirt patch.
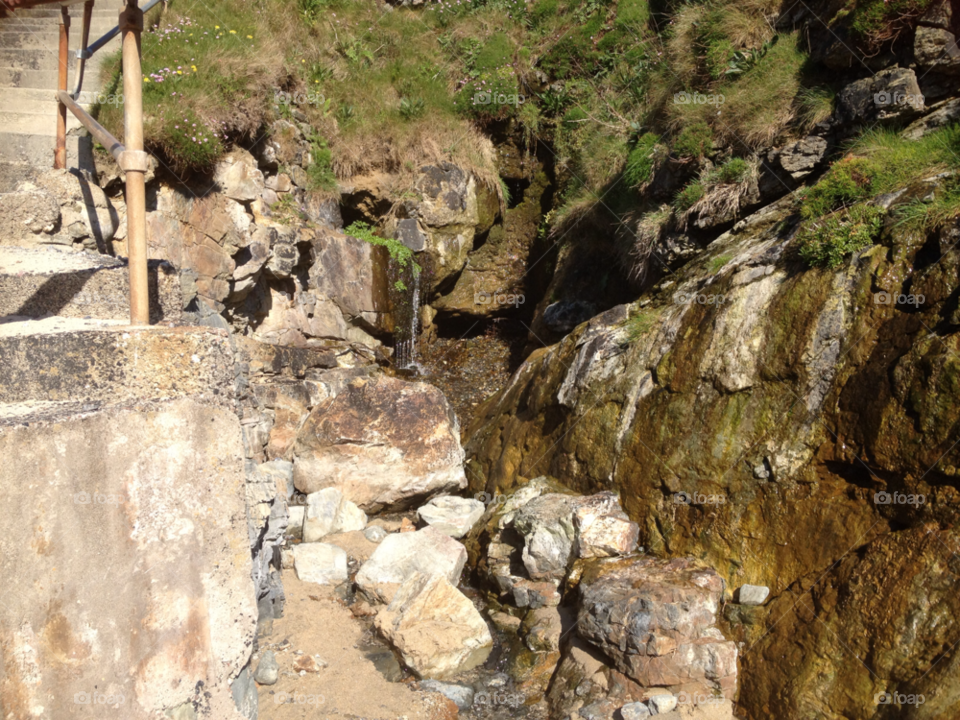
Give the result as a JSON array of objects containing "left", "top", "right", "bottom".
[{"left": 255, "top": 571, "right": 455, "bottom": 720}]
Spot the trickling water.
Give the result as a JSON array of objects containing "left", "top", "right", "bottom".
[{"left": 395, "top": 270, "right": 422, "bottom": 372}]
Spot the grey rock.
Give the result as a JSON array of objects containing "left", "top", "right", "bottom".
[
  {"left": 364, "top": 525, "right": 388, "bottom": 543},
  {"left": 254, "top": 650, "right": 279, "bottom": 685},
  {"left": 417, "top": 496, "right": 485, "bottom": 538},
  {"left": 230, "top": 665, "right": 259, "bottom": 720},
  {"left": 737, "top": 584, "right": 770, "bottom": 606},
  {"left": 258, "top": 459, "right": 295, "bottom": 501},
  {"left": 356, "top": 526, "right": 467, "bottom": 603},
  {"left": 902, "top": 98, "right": 960, "bottom": 139},
  {"left": 287, "top": 505, "right": 305, "bottom": 539},
  {"left": 777, "top": 136, "right": 828, "bottom": 180},
  {"left": 647, "top": 694, "right": 677, "bottom": 714},
  {"left": 419, "top": 679, "right": 475, "bottom": 710},
  {"left": 543, "top": 300, "right": 597, "bottom": 334},
  {"left": 304, "top": 487, "right": 368, "bottom": 542},
  {"left": 266, "top": 242, "right": 299, "bottom": 279},
  {"left": 838, "top": 67, "right": 925, "bottom": 126},
  {"left": 619, "top": 701, "right": 652, "bottom": 719},
  {"left": 215, "top": 148, "right": 265, "bottom": 202},
  {"left": 395, "top": 218, "right": 427, "bottom": 252},
  {"left": 292, "top": 542, "right": 348, "bottom": 585},
  {"left": 914, "top": 26, "right": 960, "bottom": 75}
]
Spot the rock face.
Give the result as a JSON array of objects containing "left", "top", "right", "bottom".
[
  {"left": 464, "top": 180, "right": 960, "bottom": 718},
  {"left": 375, "top": 572, "right": 493, "bottom": 678},
  {"left": 417, "top": 495, "right": 485, "bottom": 538},
  {"left": 356, "top": 526, "right": 468, "bottom": 602},
  {"left": 577, "top": 557, "right": 737, "bottom": 696},
  {"left": 293, "top": 374, "right": 467, "bottom": 512}
]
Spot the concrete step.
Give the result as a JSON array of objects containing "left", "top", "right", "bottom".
[
  {"left": 0, "top": 25, "right": 118, "bottom": 47},
  {"left": 0, "top": 133, "right": 94, "bottom": 170},
  {"left": 2, "top": 86, "right": 100, "bottom": 109},
  {"left": 0, "top": 245, "right": 181, "bottom": 324},
  {"left": 0, "top": 319, "right": 232, "bottom": 407},
  {"left": 0, "top": 112, "right": 85, "bottom": 134},
  {"left": 0, "top": 57, "right": 114, "bottom": 88},
  {"left": 0, "top": 161, "right": 37, "bottom": 192}
]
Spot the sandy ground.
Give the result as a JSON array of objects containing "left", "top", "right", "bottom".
[{"left": 255, "top": 571, "right": 454, "bottom": 720}]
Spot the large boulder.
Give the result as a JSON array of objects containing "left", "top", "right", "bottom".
[
  {"left": 375, "top": 571, "right": 493, "bottom": 678},
  {"left": 577, "top": 557, "right": 738, "bottom": 696},
  {"left": 837, "top": 67, "right": 925, "bottom": 126},
  {"left": 356, "top": 526, "right": 467, "bottom": 603},
  {"left": 292, "top": 374, "right": 467, "bottom": 512}
]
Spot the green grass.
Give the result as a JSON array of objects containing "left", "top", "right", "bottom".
[
  {"left": 802, "top": 124, "right": 960, "bottom": 220},
  {"left": 673, "top": 122, "right": 714, "bottom": 159},
  {"left": 626, "top": 308, "right": 657, "bottom": 342},
  {"left": 674, "top": 181, "right": 705, "bottom": 211},
  {"left": 894, "top": 178, "right": 960, "bottom": 235},
  {"left": 624, "top": 133, "right": 661, "bottom": 187}
]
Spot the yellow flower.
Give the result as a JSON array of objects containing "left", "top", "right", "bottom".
[
  {"left": 143, "top": 77, "right": 150, "bottom": 82},
  {"left": 246, "top": 34, "right": 253, "bottom": 39},
  {"left": 191, "top": 65, "right": 197, "bottom": 72},
  {"left": 176, "top": 70, "right": 182, "bottom": 74},
  {"left": 301, "top": 59, "right": 305, "bottom": 63},
  {"left": 229, "top": 29, "right": 236, "bottom": 34},
  {"left": 215, "top": 25, "right": 220, "bottom": 28}
]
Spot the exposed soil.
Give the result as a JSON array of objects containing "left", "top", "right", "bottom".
[{"left": 255, "top": 572, "right": 456, "bottom": 720}]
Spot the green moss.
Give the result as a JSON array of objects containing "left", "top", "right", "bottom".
[{"left": 796, "top": 204, "right": 885, "bottom": 269}]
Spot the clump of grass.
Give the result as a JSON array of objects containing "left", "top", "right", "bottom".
[
  {"left": 802, "top": 124, "right": 960, "bottom": 220},
  {"left": 674, "top": 181, "right": 705, "bottom": 211},
  {"left": 796, "top": 204, "right": 885, "bottom": 268},
  {"left": 626, "top": 308, "right": 657, "bottom": 342},
  {"left": 628, "top": 204, "right": 672, "bottom": 282},
  {"left": 709, "top": 253, "right": 733, "bottom": 273},
  {"left": 624, "top": 133, "right": 661, "bottom": 187},
  {"left": 345, "top": 221, "right": 421, "bottom": 291},
  {"left": 894, "top": 179, "right": 960, "bottom": 235},
  {"left": 305, "top": 136, "right": 337, "bottom": 192},
  {"left": 709, "top": 157, "right": 750, "bottom": 184},
  {"left": 795, "top": 86, "right": 836, "bottom": 130},
  {"left": 673, "top": 122, "right": 714, "bottom": 159}
]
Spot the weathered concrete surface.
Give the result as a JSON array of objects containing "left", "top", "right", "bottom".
[
  {"left": 0, "top": 245, "right": 181, "bottom": 323},
  {"left": 0, "top": 398, "right": 256, "bottom": 719},
  {"left": 0, "top": 324, "right": 235, "bottom": 406}
]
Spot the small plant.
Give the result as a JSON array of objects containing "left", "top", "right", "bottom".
[
  {"left": 674, "top": 181, "right": 705, "bottom": 212},
  {"left": 626, "top": 308, "right": 657, "bottom": 342},
  {"left": 796, "top": 204, "right": 885, "bottom": 268},
  {"left": 399, "top": 96, "right": 426, "bottom": 120},
  {"left": 796, "top": 86, "right": 836, "bottom": 129},
  {"left": 801, "top": 157, "right": 878, "bottom": 219},
  {"left": 624, "top": 133, "right": 661, "bottom": 187},
  {"left": 345, "top": 221, "right": 421, "bottom": 291},
  {"left": 673, "top": 122, "right": 714, "bottom": 159},
  {"left": 894, "top": 179, "right": 960, "bottom": 235},
  {"left": 710, "top": 157, "right": 749, "bottom": 184},
  {"left": 709, "top": 253, "right": 733, "bottom": 273},
  {"left": 305, "top": 136, "right": 337, "bottom": 192}
]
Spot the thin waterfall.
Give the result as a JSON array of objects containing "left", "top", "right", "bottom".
[{"left": 395, "top": 269, "right": 421, "bottom": 371}]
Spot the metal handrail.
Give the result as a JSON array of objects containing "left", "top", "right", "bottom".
[
  {"left": 71, "top": 0, "right": 163, "bottom": 99},
  {"left": 56, "top": 89, "right": 124, "bottom": 160}
]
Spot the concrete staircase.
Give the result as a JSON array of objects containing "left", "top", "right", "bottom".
[{"left": 0, "top": 3, "right": 121, "bottom": 190}]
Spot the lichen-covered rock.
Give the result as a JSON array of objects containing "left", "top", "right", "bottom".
[
  {"left": 837, "top": 67, "right": 925, "bottom": 125},
  {"left": 577, "top": 557, "right": 737, "bottom": 696},
  {"left": 293, "top": 374, "right": 467, "bottom": 512},
  {"left": 375, "top": 572, "right": 493, "bottom": 679}
]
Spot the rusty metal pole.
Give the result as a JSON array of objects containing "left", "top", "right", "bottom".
[
  {"left": 120, "top": 0, "right": 149, "bottom": 325},
  {"left": 54, "top": 5, "right": 70, "bottom": 169}
]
